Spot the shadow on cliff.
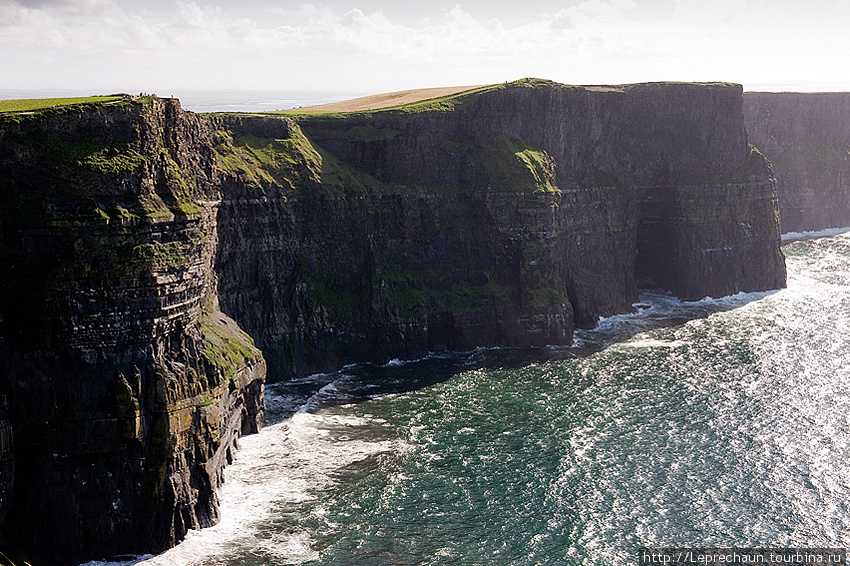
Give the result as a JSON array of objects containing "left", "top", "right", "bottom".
[{"left": 263, "top": 290, "right": 779, "bottom": 425}]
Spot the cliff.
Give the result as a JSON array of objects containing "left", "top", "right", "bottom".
[
  {"left": 215, "top": 80, "right": 786, "bottom": 379},
  {"left": 0, "top": 80, "right": 786, "bottom": 563},
  {"left": 0, "top": 99, "right": 264, "bottom": 564},
  {"left": 744, "top": 92, "right": 850, "bottom": 233}
]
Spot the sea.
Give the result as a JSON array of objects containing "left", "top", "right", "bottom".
[
  {"left": 0, "top": 89, "right": 370, "bottom": 113},
  {"left": 26, "top": 87, "right": 845, "bottom": 565},
  {"left": 74, "top": 226, "right": 850, "bottom": 566}
]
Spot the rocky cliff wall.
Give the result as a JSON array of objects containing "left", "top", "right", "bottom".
[
  {"left": 214, "top": 80, "right": 785, "bottom": 380},
  {"left": 0, "top": 99, "right": 264, "bottom": 565},
  {"left": 744, "top": 92, "right": 850, "bottom": 233},
  {"left": 0, "top": 81, "right": 788, "bottom": 563}
]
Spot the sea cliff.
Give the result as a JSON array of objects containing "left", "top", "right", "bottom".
[
  {"left": 0, "top": 98, "right": 264, "bottom": 564},
  {"left": 744, "top": 92, "right": 850, "bottom": 233},
  {"left": 0, "top": 80, "right": 785, "bottom": 563},
  {"left": 215, "top": 80, "right": 785, "bottom": 379}
]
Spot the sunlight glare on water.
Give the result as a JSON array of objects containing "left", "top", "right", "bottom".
[{"left": 119, "top": 232, "right": 850, "bottom": 566}]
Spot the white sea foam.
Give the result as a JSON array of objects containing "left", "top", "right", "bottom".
[
  {"left": 128, "top": 403, "right": 404, "bottom": 566},
  {"left": 622, "top": 337, "right": 688, "bottom": 349},
  {"left": 781, "top": 226, "right": 850, "bottom": 242}
]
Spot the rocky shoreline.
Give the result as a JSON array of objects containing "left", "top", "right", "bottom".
[{"left": 0, "top": 79, "right": 802, "bottom": 563}]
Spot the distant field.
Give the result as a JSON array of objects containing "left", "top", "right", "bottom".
[
  {"left": 0, "top": 96, "right": 123, "bottom": 113},
  {"left": 289, "top": 85, "right": 489, "bottom": 112}
]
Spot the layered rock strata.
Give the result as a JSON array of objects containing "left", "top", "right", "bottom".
[
  {"left": 744, "top": 92, "right": 850, "bottom": 233},
  {"left": 0, "top": 99, "right": 264, "bottom": 565},
  {"left": 214, "top": 81, "right": 786, "bottom": 379},
  {"left": 0, "top": 80, "right": 786, "bottom": 563}
]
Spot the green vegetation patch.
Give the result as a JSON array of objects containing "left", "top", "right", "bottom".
[
  {"left": 379, "top": 267, "right": 512, "bottom": 319},
  {"left": 131, "top": 193, "right": 172, "bottom": 220},
  {"left": 457, "top": 135, "right": 560, "bottom": 193},
  {"left": 214, "top": 123, "right": 394, "bottom": 196},
  {"left": 298, "top": 272, "right": 367, "bottom": 323},
  {"left": 13, "top": 130, "right": 145, "bottom": 174},
  {"left": 83, "top": 146, "right": 146, "bottom": 174},
  {"left": 172, "top": 201, "right": 204, "bottom": 216},
  {"left": 314, "top": 144, "right": 392, "bottom": 195},
  {"left": 201, "top": 314, "right": 261, "bottom": 380},
  {"left": 214, "top": 125, "right": 321, "bottom": 190},
  {"left": 0, "top": 95, "right": 124, "bottom": 113},
  {"left": 130, "top": 242, "right": 187, "bottom": 270}
]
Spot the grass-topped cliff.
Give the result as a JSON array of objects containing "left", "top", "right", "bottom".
[
  {"left": 0, "top": 80, "right": 786, "bottom": 564},
  {"left": 210, "top": 79, "right": 784, "bottom": 379},
  {"left": 744, "top": 92, "right": 850, "bottom": 232},
  {"left": 0, "top": 95, "right": 265, "bottom": 565}
]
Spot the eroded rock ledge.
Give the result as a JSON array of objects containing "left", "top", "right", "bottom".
[
  {"left": 744, "top": 92, "right": 850, "bottom": 233},
  {"left": 214, "top": 80, "right": 786, "bottom": 379},
  {"left": 0, "top": 80, "right": 785, "bottom": 563},
  {"left": 0, "top": 98, "right": 264, "bottom": 564}
]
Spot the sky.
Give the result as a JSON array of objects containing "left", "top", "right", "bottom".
[{"left": 1, "top": 0, "right": 849, "bottom": 97}]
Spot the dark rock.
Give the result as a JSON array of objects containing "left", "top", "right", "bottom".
[
  {"left": 744, "top": 92, "right": 850, "bottom": 233},
  {"left": 0, "top": 80, "right": 787, "bottom": 563},
  {"left": 0, "top": 98, "right": 264, "bottom": 565},
  {"left": 216, "top": 80, "right": 785, "bottom": 378}
]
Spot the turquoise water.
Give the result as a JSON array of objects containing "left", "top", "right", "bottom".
[{"left": 130, "top": 231, "right": 850, "bottom": 566}]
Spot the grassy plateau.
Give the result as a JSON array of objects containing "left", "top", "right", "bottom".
[{"left": 0, "top": 96, "right": 125, "bottom": 113}]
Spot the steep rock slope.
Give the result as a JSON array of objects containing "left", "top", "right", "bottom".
[
  {"left": 0, "top": 81, "right": 788, "bottom": 563},
  {"left": 0, "top": 99, "right": 264, "bottom": 564},
  {"left": 744, "top": 92, "right": 850, "bottom": 232},
  {"left": 214, "top": 80, "right": 786, "bottom": 380}
]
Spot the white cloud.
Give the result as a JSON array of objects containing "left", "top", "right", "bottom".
[{"left": 2, "top": 0, "right": 850, "bottom": 92}]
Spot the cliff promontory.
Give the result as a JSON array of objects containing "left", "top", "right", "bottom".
[
  {"left": 215, "top": 80, "right": 786, "bottom": 379},
  {"left": 744, "top": 92, "right": 850, "bottom": 233},
  {"left": 0, "top": 80, "right": 786, "bottom": 563},
  {"left": 0, "top": 98, "right": 264, "bottom": 564}
]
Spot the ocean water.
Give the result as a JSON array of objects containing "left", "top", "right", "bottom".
[
  {"left": 91, "top": 229, "right": 850, "bottom": 566},
  {"left": 0, "top": 89, "right": 368, "bottom": 113}
]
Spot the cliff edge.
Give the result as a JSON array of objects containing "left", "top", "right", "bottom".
[
  {"left": 0, "top": 80, "right": 786, "bottom": 563},
  {"left": 744, "top": 92, "right": 850, "bottom": 233},
  {"left": 215, "top": 80, "right": 786, "bottom": 379},
  {"left": 0, "top": 98, "right": 264, "bottom": 564}
]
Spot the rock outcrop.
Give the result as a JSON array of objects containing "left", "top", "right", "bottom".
[
  {"left": 0, "top": 80, "right": 786, "bottom": 564},
  {"left": 744, "top": 92, "right": 850, "bottom": 233},
  {"left": 214, "top": 80, "right": 786, "bottom": 379},
  {"left": 0, "top": 99, "right": 264, "bottom": 565}
]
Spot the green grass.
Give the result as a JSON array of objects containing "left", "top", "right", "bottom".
[
  {"left": 131, "top": 242, "right": 187, "bottom": 270},
  {"left": 214, "top": 126, "right": 322, "bottom": 190},
  {"left": 455, "top": 134, "right": 560, "bottom": 193},
  {"left": 201, "top": 315, "right": 261, "bottom": 380},
  {"left": 377, "top": 266, "right": 513, "bottom": 319},
  {"left": 0, "top": 95, "right": 124, "bottom": 113},
  {"left": 12, "top": 130, "right": 146, "bottom": 174}
]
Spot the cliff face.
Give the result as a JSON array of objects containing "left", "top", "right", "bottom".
[
  {"left": 214, "top": 81, "right": 786, "bottom": 379},
  {"left": 0, "top": 99, "right": 264, "bottom": 564},
  {"left": 0, "top": 81, "right": 787, "bottom": 563},
  {"left": 744, "top": 92, "right": 850, "bottom": 233}
]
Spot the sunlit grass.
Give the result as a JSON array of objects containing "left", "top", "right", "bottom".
[{"left": 0, "top": 96, "right": 123, "bottom": 113}]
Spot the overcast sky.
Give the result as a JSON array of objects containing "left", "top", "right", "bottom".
[{"left": 1, "top": 0, "right": 848, "bottom": 96}]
